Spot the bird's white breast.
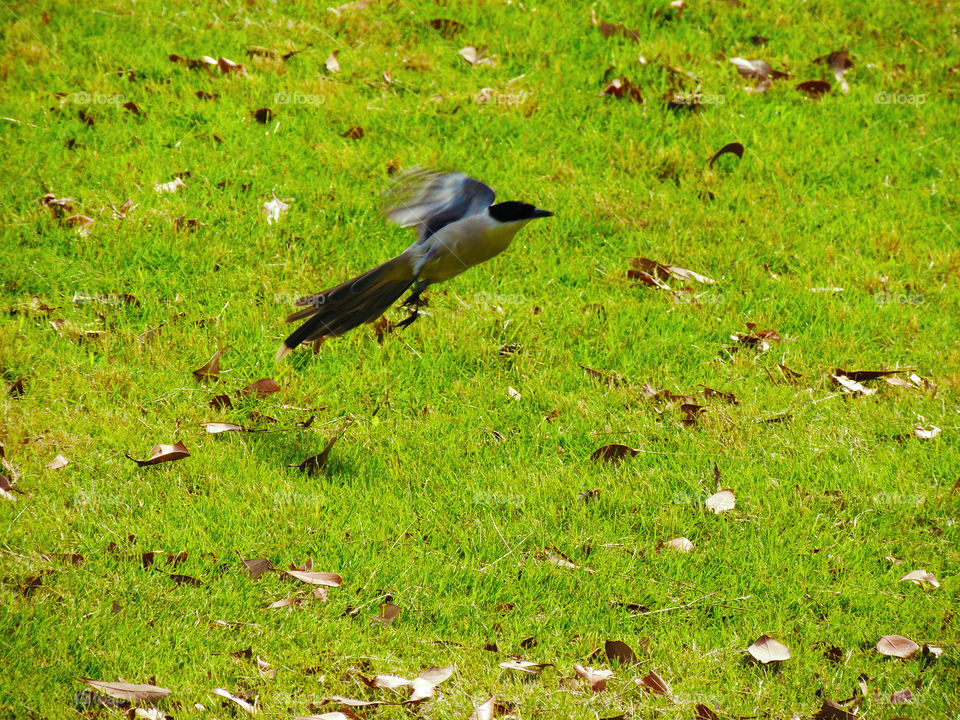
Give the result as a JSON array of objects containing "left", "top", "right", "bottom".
[{"left": 412, "top": 214, "right": 527, "bottom": 282}]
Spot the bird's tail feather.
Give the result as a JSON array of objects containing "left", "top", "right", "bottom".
[{"left": 276, "top": 255, "right": 414, "bottom": 361}]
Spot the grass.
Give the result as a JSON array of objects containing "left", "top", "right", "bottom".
[{"left": 1, "top": 0, "right": 958, "bottom": 718}]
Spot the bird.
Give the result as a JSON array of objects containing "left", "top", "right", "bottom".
[{"left": 276, "top": 169, "right": 552, "bottom": 361}]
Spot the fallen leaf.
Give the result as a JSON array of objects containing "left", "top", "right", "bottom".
[
  {"left": 293, "top": 434, "right": 340, "bottom": 475},
  {"left": 702, "top": 386, "right": 738, "bottom": 404},
  {"left": 630, "top": 257, "right": 714, "bottom": 284},
  {"left": 590, "top": 11, "right": 639, "bottom": 41},
  {"left": 812, "top": 699, "right": 855, "bottom": 720},
  {"left": 747, "top": 635, "right": 791, "bottom": 663},
  {"left": 210, "top": 688, "right": 256, "bottom": 716},
  {"left": 285, "top": 569, "right": 343, "bottom": 587},
  {"left": 210, "top": 394, "right": 233, "bottom": 410},
  {"left": 834, "top": 368, "right": 905, "bottom": 382},
  {"left": 459, "top": 46, "right": 496, "bottom": 67},
  {"left": 663, "top": 536, "right": 693, "bottom": 553},
  {"left": 604, "top": 640, "right": 638, "bottom": 665},
  {"left": 122, "top": 101, "right": 143, "bottom": 116},
  {"left": 240, "top": 378, "right": 281, "bottom": 398},
  {"left": 572, "top": 665, "right": 613, "bottom": 693},
  {"left": 637, "top": 670, "right": 670, "bottom": 696},
  {"left": 498, "top": 659, "right": 551, "bottom": 675},
  {"left": 733, "top": 323, "right": 781, "bottom": 350},
  {"left": 468, "top": 696, "right": 497, "bottom": 720},
  {"left": 913, "top": 425, "right": 940, "bottom": 440},
  {"left": 268, "top": 597, "right": 301, "bottom": 609},
  {"left": 375, "top": 602, "right": 400, "bottom": 625},
  {"left": 263, "top": 191, "right": 290, "bottom": 224},
  {"left": 922, "top": 643, "right": 943, "bottom": 659},
  {"left": 899, "top": 569, "right": 939, "bottom": 589},
  {"left": 590, "top": 444, "right": 640, "bottom": 464},
  {"left": 217, "top": 56, "right": 249, "bottom": 76},
  {"left": 46, "top": 454, "right": 69, "bottom": 470},
  {"left": 8, "top": 378, "right": 24, "bottom": 396},
  {"left": 325, "top": 50, "right": 340, "bottom": 73},
  {"left": 889, "top": 688, "right": 913, "bottom": 705},
  {"left": 705, "top": 489, "right": 735, "bottom": 514},
  {"left": 599, "top": 76, "right": 644, "bottom": 104},
  {"left": 155, "top": 177, "right": 186, "bottom": 194},
  {"left": 814, "top": 50, "right": 853, "bottom": 93},
  {"left": 407, "top": 665, "right": 455, "bottom": 702},
  {"left": 695, "top": 704, "right": 720, "bottom": 720},
  {"left": 193, "top": 348, "right": 225, "bottom": 383},
  {"left": 82, "top": 680, "right": 172, "bottom": 703},
  {"left": 65, "top": 214, "right": 95, "bottom": 236},
  {"left": 125, "top": 441, "right": 190, "bottom": 467},
  {"left": 709, "top": 141, "right": 744, "bottom": 167},
  {"left": 202, "top": 422, "right": 249, "bottom": 434},
  {"left": 797, "top": 80, "right": 831, "bottom": 98},
  {"left": 428, "top": 18, "right": 465, "bottom": 37},
  {"left": 877, "top": 634, "right": 919, "bottom": 659},
  {"left": 341, "top": 126, "right": 364, "bottom": 139},
  {"left": 253, "top": 107, "right": 273, "bottom": 123}
]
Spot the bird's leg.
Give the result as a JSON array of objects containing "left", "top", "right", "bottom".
[{"left": 396, "top": 281, "right": 428, "bottom": 329}]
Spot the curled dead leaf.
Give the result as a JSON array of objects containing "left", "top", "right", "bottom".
[{"left": 125, "top": 442, "right": 190, "bottom": 467}]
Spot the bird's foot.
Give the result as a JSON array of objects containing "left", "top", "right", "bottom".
[{"left": 395, "top": 307, "right": 420, "bottom": 329}]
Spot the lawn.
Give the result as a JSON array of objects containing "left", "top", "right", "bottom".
[{"left": 0, "top": 0, "right": 957, "bottom": 718}]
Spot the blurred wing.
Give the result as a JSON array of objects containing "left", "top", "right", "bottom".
[{"left": 383, "top": 168, "right": 496, "bottom": 242}]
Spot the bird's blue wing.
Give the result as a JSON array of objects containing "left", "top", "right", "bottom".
[{"left": 382, "top": 169, "right": 496, "bottom": 242}]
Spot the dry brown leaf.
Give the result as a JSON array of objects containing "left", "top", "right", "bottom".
[
  {"left": 341, "top": 126, "right": 364, "bottom": 139},
  {"left": 325, "top": 50, "right": 340, "bottom": 73},
  {"left": 733, "top": 323, "right": 781, "bottom": 351},
  {"left": 239, "top": 555, "right": 274, "bottom": 579},
  {"left": 293, "top": 434, "right": 340, "bottom": 475},
  {"left": 705, "top": 489, "right": 735, "bottom": 514},
  {"left": 797, "top": 80, "right": 831, "bottom": 98},
  {"left": 65, "top": 214, "right": 95, "bottom": 236},
  {"left": 263, "top": 191, "right": 291, "bottom": 224},
  {"left": 155, "top": 177, "right": 186, "bottom": 194},
  {"left": 375, "top": 602, "right": 400, "bottom": 625},
  {"left": 709, "top": 142, "right": 744, "bottom": 167},
  {"left": 202, "top": 422, "right": 249, "bottom": 434},
  {"left": 459, "top": 46, "right": 496, "bottom": 67},
  {"left": 590, "top": 444, "right": 640, "bottom": 464},
  {"left": 193, "top": 349, "right": 225, "bottom": 382},
  {"left": 913, "top": 425, "right": 941, "bottom": 440},
  {"left": 82, "top": 679, "right": 172, "bottom": 702},
  {"left": 747, "top": 634, "right": 791, "bottom": 663},
  {"left": 285, "top": 569, "right": 343, "bottom": 587},
  {"left": 889, "top": 688, "right": 913, "bottom": 705},
  {"left": 630, "top": 257, "right": 714, "bottom": 284},
  {"left": 498, "top": 659, "right": 552, "bottom": 674},
  {"left": 210, "top": 688, "right": 256, "bottom": 716},
  {"left": 407, "top": 665, "right": 455, "bottom": 702},
  {"left": 46, "top": 454, "right": 69, "bottom": 470},
  {"left": 428, "top": 18, "right": 465, "bottom": 38},
  {"left": 876, "top": 634, "right": 919, "bottom": 659},
  {"left": 125, "top": 441, "right": 190, "bottom": 467},
  {"left": 899, "top": 569, "right": 939, "bottom": 589},
  {"left": 636, "top": 670, "right": 670, "bottom": 696},
  {"left": 241, "top": 378, "right": 281, "bottom": 398},
  {"left": 268, "top": 597, "right": 302, "bottom": 609},
  {"left": 812, "top": 699, "right": 855, "bottom": 720},
  {"left": 604, "top": 640, "right": 637, "bottom": 665},
  {"left": 572, "top": 664, "right": 613, "bottom": 692},
  {"left": 600, "top": 77, "right": 643, "bottom": 103},
  {"left": 663, "top": 536, "right": 693, "bottom": 553}
]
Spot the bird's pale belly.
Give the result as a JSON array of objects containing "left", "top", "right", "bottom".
[{"left": 414, "top": 218, "right": 521, "bottom": 282}]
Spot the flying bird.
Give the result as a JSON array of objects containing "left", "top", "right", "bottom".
[{"left": 276, "top": 169, "right": 552, "bottom": 361}]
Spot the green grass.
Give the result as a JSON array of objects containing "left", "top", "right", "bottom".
[{"left": 1, "top": 0, "right": 958, "bottom": 718}]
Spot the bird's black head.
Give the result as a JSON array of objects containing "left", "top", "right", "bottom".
[{"left": 488, "top": 201, "right": 553, "bottom": 223}]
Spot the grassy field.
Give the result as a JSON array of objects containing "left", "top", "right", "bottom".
[{"left": 1, "top": 0, "right": 958, "bottom": 718}]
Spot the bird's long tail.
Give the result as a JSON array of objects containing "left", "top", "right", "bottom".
[{"left": 276, "top": 254, "right": 414, "bottom": 361}]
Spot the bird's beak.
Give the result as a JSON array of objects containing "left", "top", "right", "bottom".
[{"left": 531, "top": 207, "right": 553, "bottom": 219}]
